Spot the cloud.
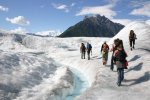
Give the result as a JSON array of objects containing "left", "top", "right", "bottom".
[
  {"left": 6, "top": 16, "right": 30, "bottom": 25},
  {"left": 130, "top": 3, "right": 150, "bottom": 17},
  {"left": 0, "top": 28, "right": 8, "bottom": 33},
  {"left": 130, "top": 0, "right": 150, "bottom": 8},
  {"left": 76, "top": 4, "right": 116, "bottom": 19},
  {"left": 52, "top": 3, "right": 69, "bottom": 13},
  {"left": 0, "top": 27, "right": 27, "bottom": 34},
  {"left": 0, "top": 5, "right": 9, "bottom": 12},
  {"left": 112, "top": 19, "right": 132, "bottom": 25},
  {"left": 35, "top": 30, "right": 62, "bottom": 36},
  {"left": 9, "top": 27, "right": 27, "bottom": 34},
  {"left": 57, "top": 5, "right": 67, "bottom": 9},
  {"left": 105, "top": 0, "right": 119, "bottom": 5},
  {"left": 71, "top": 3, "right": 76, "bottom": 7}
]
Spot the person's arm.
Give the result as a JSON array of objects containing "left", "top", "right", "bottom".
[
  {"left": 107, "top": 45, "right": 109, "bottom": 50},
  {"left": 134, "top": 34, "right": 137, "bottom": 39},
  {"left": 113, "top": 50, "right": 118, "bottom": 57},
  {"left": 129, "top": 33, "right": 131, "bottom": 40},
  {"left": 110, "top": 44, "right": 114, "bottom": 52},
  {"left": 101, "top": 45, "right": 103, "bottom": 52}
]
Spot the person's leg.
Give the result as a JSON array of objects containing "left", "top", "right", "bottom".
[
  {"left": 87, "top": 51, "right": 89, "bottom": 60},
  {"left": 133, "top": 39, "right": 135, "bottom": 49},
  {"left": 130, "top": 39, "right": 132, "bottom": 47},
  {"left": 120, "top": 68, "right": 124, "bottom": 81},
  {"left": 102, "top": 52, "right": 105, "bottom": 65},
  {"left": 83, "top": 52, "right": 85, "bottom": 59},
  {"left": 106, "top": 52, "right": 108, "bottom": 64},
  {"left": 117, "top": 68, "right": 121, "bottom": 86},
  {"left": 88, "top": 53, "right": 90, "bottom": 60},
  {"left": 81, "top": 52, "right": 83, "bottom": 59},
  {"left": 111, "top": 54, "right": 114, "bottom": 70},
  {"left": 88, "top": 50, "right": 90, "bottom": 60},
  {"left": 130, "top": 39, "right": 132, "bottom": 50}
]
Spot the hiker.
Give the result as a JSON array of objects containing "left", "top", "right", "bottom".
[
  {"left": 118, "top": 39, "right": 128, "bottom": 69},
  {"left": 129, "top": 30, "right": 137, "bottom": 50},
  {"left": 86, "top": 42, "right": 92, "bottom": 60},
  {"left": 114, "top": 42, "right": 128, "bottom": 86},
  {"left": 80, "top": 43, "right": 86, "bottom": 59},
  {"left": 110, "top": 38, "right": 120, "bottom": 71},
  {"left": 101, "top": 41, "right": 109, "bottom": 65}
]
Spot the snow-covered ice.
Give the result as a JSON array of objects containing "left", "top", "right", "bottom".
[
  {"left": 76, "top": 21, "right": 150, "bottom": 100},
  {"left": 0, "top": 21, "right": 150, "bottom": 100}
]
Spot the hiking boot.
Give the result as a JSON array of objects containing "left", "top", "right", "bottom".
[
  {"left": 133, "top": 46, "right": 135, "bottom": 49},
  {"left": 131, "top": 47, "right": 132, "bottom": 51}
]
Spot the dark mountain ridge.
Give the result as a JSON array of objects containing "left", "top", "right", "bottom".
[{"left": 59, "top": 15, "right": 124, "bottom": 37}]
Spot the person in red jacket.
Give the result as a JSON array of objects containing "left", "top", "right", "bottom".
[
  {"left": 110, "top": 38, "right": 120, "bottom": 71},
  {"left": 101, "top": 41, "right": 109, "bottom": 65}
]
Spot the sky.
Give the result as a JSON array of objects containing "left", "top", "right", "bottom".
[{"left": 0, "top": 0, "right": 150, "bottom": 34}]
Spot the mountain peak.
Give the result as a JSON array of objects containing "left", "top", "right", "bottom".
[
  {"left": 59, "top": 15, "right": 124, "bottom": 37},
  {"left": 84, "top": 15, "right": 108, "bottom": 21}
]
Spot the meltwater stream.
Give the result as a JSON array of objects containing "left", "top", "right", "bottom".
[{"left": 65, "top": 67, "right": 89, "bottom": 100}]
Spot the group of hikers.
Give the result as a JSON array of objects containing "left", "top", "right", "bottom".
[
  {"left": 80, "top": 30, "right": 137, "bottom": 86},
  {"left": 80, "top": 42, "right": 92, "bottom": 60}
]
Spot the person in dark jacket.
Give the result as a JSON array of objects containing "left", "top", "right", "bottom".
[
  {"left": 114, "top": 43, "right": 127, "bottom": 86},
  {"left": 86, "top": 42, "right": 92, "bottom": 60},
  {"left": 80, "top": 43, "right": 86, "bottom": 59},
  {"left": 129, "top": 30, "right": 137, "bottom": 50}
]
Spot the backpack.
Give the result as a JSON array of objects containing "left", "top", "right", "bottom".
[
  {"left": 129, "top": 32, "right": 135, "bottom": 39},
  {"left": 87, "top": 43, "right": 92, "bottom": 50},
  {"left": 116, "top": 50, "right": 127, "bottom": 62},
  {"left": 134, "top": 34, "right": 137, "bottom": 39}
]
